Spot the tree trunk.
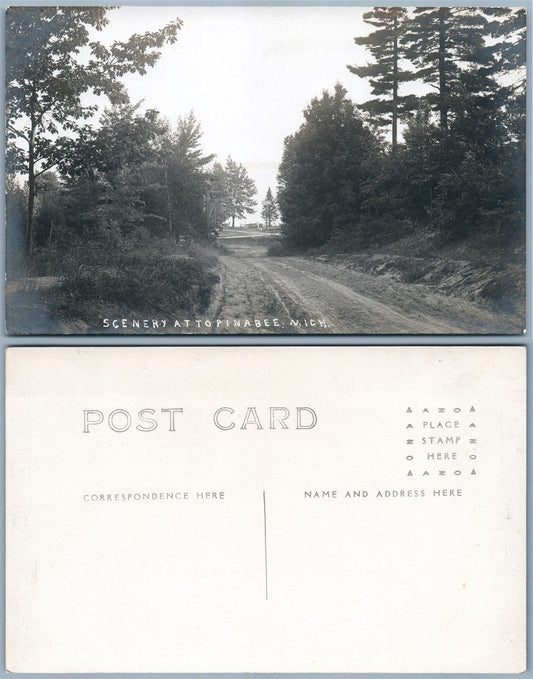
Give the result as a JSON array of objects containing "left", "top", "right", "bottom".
[
  {"left": 27, "top": 124, "right": 36, "bottom": 255},
  {"left": 165, "top": 168, "right": 173, "bottom": 234},
  {"left": 392, "top": 13, "right": 399, "bottom": 152},
  {"left": 438, "top": 8, "right": 448, "bottom": 130},
  {"left": 48, "top": 218, "right": 54, "bottom": 247}
]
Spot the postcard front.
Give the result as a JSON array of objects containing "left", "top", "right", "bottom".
[
  {"left": 5, "top": 6, "right": 526, "bottom": 335},
  {"left": 5, "top": 346, "right": 526, "bottom": 672}
]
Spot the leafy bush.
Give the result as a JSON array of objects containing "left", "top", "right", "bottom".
[{"left": 43, "top": 235, "right": 219, "bottom": 326}]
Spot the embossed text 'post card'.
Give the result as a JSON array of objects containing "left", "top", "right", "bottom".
[{"left": 5, "top": 347, "right": 526, "bottom": 672}]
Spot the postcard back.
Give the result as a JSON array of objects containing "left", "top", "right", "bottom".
[{"left": 5, "top": 346, "right": 526, "bottom": 672}]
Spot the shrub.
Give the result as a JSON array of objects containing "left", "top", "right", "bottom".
[{"left": 46, "top": 244, "right": 219, "bottom": 325}]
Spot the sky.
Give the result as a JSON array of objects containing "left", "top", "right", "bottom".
[{"left": 89, "top": 6, "right": 375, "bottom": 222}]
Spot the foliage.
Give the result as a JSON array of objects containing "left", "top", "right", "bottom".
[
  {"left": 279, "top": 8, "right": 525, "bottom": 252},
  {"left": 223, "top": 156, "right": 257, "bottom": 227},
  {"left": 261, "top": 188, "right": 279, "bottom": 228},
  {"left": 277, "top": 84, "right": 379, "bottom": 247},
  {"left": 6, "top": 6, "right": 181, "bottom": 252},
  {"left": 484, "top": 8, "right": 526, "bottom": 85},
  {"left": 56, "top": 102, "right": 166, "bottom": 241},
  {"left": 205, "top": 162, "right": 232, "bottom": 232},
  {"left": 54, "top": 257, "right": 217, "bottom": 318},
  {"left": 161, "top": 112, "right": 215, "bottom": 242},
  {"left": 42, "top": 234, "right": 219, "bottom": 325},
  {"left": 402, "top": 8, "right": 497, "bottom": 130},
  {"left": 348, "top": 7, "right": 416, "bottom": 150},
  {"left": 31, "top": 172, "right": 67, "bottom": 249}
]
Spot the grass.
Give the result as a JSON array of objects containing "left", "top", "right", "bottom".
[{"left": 35, "top": 236, "right": 220, "bottom": 328}]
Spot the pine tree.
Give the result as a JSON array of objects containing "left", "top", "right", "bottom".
[
  {"left": 402, "top": 7, "right": 492, "bottom": 130},
  {"left": 261, "top": 188, "right": 279, "bottom": 229},
  {"left": 484, "top": 8, "right": 526, "bottom": 90},
  {"left": 348, "top": 7, "right": 416, "bottom": 151},
  {"left": 164, "top": 112, "right": 215, "bottom": 241}
]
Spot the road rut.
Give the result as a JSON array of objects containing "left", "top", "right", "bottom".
[{"left": 207, "top": 231, "right": 522, "bottom": 334}]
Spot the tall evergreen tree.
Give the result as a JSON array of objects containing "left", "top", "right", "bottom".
[
  {"left": 348, "top": 7, "right": 416, "bottom": 151},
  {"left": 402, "top": 7, "right": 492, "bottom": 130},
  {"left": 261, "top": 188, "right": 279, "bottom": 229},
  {"left": 163, "top": 112, "right": 215, "bottom": 241},
  {"left": 484, "top": 8, "right": 526, "bottom": 90}
]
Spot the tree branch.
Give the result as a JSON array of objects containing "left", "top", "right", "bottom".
[
  {"left": 35, "top": 162, "right": 58, "bottom": 177},
  {"left": 7, "top": 124, "right": 30, "bottom": 143}
]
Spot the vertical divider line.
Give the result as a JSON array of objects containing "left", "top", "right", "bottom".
[{"left": 263, "top": 490, "right": 268, "bottom": 600}]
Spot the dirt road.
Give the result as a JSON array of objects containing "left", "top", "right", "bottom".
[
  {"left": 5, "top": 230, "right": 521, "bottom": 334},
  {"left": 208, "top": 229, "right": 522, "bottom": 334}
]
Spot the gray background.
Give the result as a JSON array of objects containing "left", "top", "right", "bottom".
[{"left": 1, "top": 0, "right": 531, "bottom": 677}]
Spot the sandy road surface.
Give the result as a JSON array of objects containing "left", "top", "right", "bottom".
[{"left": 207, "top": 230, "right": 522, "bottom": 334}]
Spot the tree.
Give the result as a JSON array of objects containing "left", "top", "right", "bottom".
[
  {"left": 393, "top": 106, "right": 443, "bottom": 226},
  {"left": 348, "top": 7, "right": 416, "bottom": 151},
  {"left": 485, "top": 8, "right": 526, "bottom": 85},
  {"left": 277, "top": 84, "right": 378, "bottom": 248},
  {"left": 161, "top": 112, "right": 215, "bottom": 242},
  {"left": 402, "top": 8, "right": 493, "bottom": 130},
  {"left": 224, "top": 157, "right": 257, "bottom": 227},
  {"left": 391, "top": 88, "right": 526, "bottom": 244},
  {"left": 6, "top": 6, "right": 181, "bottom": 253},
  {"left": 206, "top": 162, "right": 232, "bottom": 232},
  {"left": 261, "top": 188, "right": 279, "bottom": 229},
  {"left": 59, "top": 102, "right": 168, "bottom": 239}
]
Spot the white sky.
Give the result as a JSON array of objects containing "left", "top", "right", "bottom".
[{"left": 90, "top": 6, "right": 375, "bottom": 221}]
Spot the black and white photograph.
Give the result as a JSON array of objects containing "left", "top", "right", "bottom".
[{"left": 5, "top": 5, "right": 527, "bottom": 334}]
